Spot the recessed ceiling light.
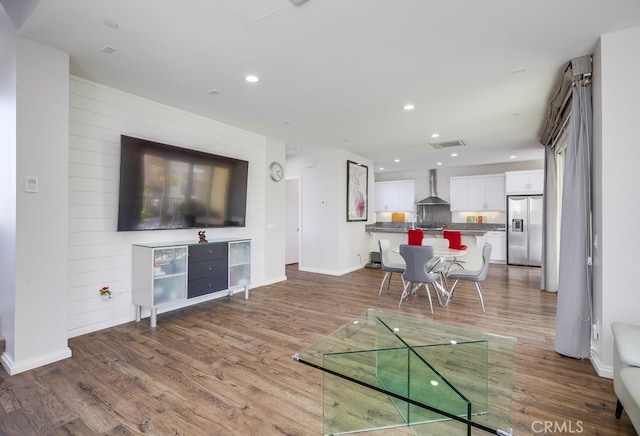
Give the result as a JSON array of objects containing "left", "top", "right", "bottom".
[
  {"left": 379, "top": 167, "right": 385, "bottom": 171},
  {"left": 450, "top": 153, "right": 458, "bottom": 157},
  {"left": 208, "top": 89, "right": 220, "bottom": 95},
  {"left": 101, "top": 45, "right": 117, "bottom": 54},
  {"left": 394, "top": 159, "right": 400, "bottom": 163},
  {"left": 511, "top": 67, "right": 526, "bottom": 74},
  {"left": 245, "top": 75, "right": 260, "bottom": 83},
  {"left": 430, "top": 133, "right": 440, "bottom": 138},
  {"left": 403, "top": 104, "right": 415, "bottom": 111},
  {"left": 510, "top": 155, "right": 517, "bottom": 159},
  {"left": 102, "top": 19, "right": 119, "bottom": 29},
  {"left": 294, "top": 147, "right": 302, "bottom": 151},
  {"left": 436, "top": 162, "right": 443, "bottom": 166}
]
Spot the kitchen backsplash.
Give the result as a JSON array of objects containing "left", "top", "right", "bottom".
[
  {"left": 451, "top": 211, "right": 505, "bottom": 224},
  {"left": 375, "top": 207, "right": 505, "bottom": 226}
]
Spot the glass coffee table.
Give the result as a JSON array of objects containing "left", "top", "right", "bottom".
[{"left": 293, "top": 309, "right": 515, "bottom": 435}]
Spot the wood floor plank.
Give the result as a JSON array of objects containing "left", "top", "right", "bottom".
[{"left": 0, "top": 263, "right": 635, "bottom": 435}]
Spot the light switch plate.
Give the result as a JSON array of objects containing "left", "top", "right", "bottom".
[{"left": 25, "top": 176, "right": 38, "bottom": 193}]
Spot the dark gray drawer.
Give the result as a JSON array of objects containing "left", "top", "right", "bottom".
[
  {"left": 189, "top": 242, "right": 227, "bottom": 262},
  {"left": 188, "top": 258, "right": 228, "bottom": 281},
  {"left": 188, "top": 275, "right": 228, "bottom": 298}
]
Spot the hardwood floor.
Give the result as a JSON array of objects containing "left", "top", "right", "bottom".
[{"left": 0, "top": 263, "right": 636, "bottom": 435}]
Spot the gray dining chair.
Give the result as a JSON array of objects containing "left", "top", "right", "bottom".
[
  {"left": 378, "top": 239, "right": 405, "bottom": 295},
  {"left": 398, "top": 244, "right": 446, "bottom": 314},
  {"left": 446, "top": 243, "right": 492, "bottom": 312}
]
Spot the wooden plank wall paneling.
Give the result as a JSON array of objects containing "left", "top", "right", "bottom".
[{"left": 67, "top": 76, "right": 266, "bottom": 338}]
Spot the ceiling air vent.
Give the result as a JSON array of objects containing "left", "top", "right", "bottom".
[{"left": 429, "top": 139, "right": 467, "bottom": 149}]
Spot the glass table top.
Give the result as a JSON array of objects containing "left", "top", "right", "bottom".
[{"left": 294, "top": 309, "right": 516, "bottom": 435}]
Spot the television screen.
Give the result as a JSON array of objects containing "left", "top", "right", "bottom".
[{"left": 117, "top": 135, "right": 248, "bottom": 231}]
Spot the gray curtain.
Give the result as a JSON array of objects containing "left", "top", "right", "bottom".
[{"left": 555, "top": 80, "right": 593, "bottom": 358}]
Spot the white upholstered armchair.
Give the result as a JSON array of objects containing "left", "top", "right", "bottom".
[{"left": 611, "top": 322, "right": 640, "bottom": 433}]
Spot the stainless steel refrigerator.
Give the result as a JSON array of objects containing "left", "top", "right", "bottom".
[{"left": 507, "top": 195, "right": 543, "bottom": 266}]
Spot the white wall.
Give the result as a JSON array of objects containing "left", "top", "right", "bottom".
[
  {"left": 591, "top": 25, "right": 640, "bottom": 377},
  {"left": 0, "top": 25, "right": 285, "bottom": 373},
  {"left": 0, "top": 33, "right": 285, "bottom": 374},
  {"left": 264, "top": 138, "right": 287, "bottom": 284},
  {"left": 0, "top": 5, "right": 18, "bottom": 362},
  {"left": 66, "top": 76, "right": 279, "bottom": 337},
  {"left": 286, "top": 149, "right": 373, "bottom": 275},
  {"left": 1, "top": 37, "right": 72, "bottom": 375}
]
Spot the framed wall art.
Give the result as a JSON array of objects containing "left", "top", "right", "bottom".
[{"left": 346, "top": 160, "right": 368, "bottom": 222}]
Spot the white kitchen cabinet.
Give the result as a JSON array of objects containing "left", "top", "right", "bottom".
[
  {"left": 449, "top": 174, "right": 505, "bottom": 211},
  {"left": 505, "top": 170, "right": 544, "bottom": 195},
  {"left": 485, "top": 231, "right": 506, "bottom": 263},
  {"left": 374, "top": 180, "right": 414, "bottom": 212},
  {"left": 449, "top": 178, "right": 468, "bottom": 211},
  {"left": 483, "top": 175, "right": 506, "bottom": 210}
]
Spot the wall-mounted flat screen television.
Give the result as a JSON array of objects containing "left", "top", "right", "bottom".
[{"left": 117, "top": 135, "right": 249, "bottom": 231}]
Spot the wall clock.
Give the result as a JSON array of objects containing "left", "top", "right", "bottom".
[{"left": 269, "top": 161, "right": 284, "bottom": 182}]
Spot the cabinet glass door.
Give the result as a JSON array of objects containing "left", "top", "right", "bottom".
[
  {"left": 229, "top": 241, "right": 251, "bottom": 288},
  {"left": 153, "top": 247, "right": 187, "bottom": 305}
]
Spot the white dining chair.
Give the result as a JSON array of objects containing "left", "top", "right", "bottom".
[
  {"left": 378, "top": 239, "right": 405, "bottom": 295},
  {"left": 421, "top": 238, "right": 450, "bottom": 248}
]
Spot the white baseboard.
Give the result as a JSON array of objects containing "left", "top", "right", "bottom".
[
  {"left": 2, "top": 347, "right": 72, "bottom": 375},
  {"left": 260, "top": 276, "right": 287, "bottom": 286},
  {"left": 298, "top": 265, "right": 363, "bottom": 276},
  {"left": 590, "top": 350, "right": 613, "bottom": 379}
]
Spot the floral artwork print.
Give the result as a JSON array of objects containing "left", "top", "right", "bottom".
[{"left": 347, "top": 160, "right": 368, "bottom": 221}]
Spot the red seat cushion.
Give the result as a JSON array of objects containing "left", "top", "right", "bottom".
[
  {"left": 443, "top": 230, "right": 466, "bottom": 250},
  {"left": 408, "top": 229, "right": 424, "bottom": 246}
]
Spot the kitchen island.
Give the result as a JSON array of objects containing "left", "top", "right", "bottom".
[{"left": 366, "top": 223, "right": 506, "bottom": 270}]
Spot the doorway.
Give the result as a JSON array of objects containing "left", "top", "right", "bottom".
[{"left": 285, "top": 178, "right": 300, "bottom": 265}]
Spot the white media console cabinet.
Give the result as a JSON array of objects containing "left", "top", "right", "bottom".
[{"left": 132, "top": 238, "right": 251, "bottom": 327}]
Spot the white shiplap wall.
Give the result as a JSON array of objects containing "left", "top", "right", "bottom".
[{"left": 67, "top": 76, "right": 267, "bottom": 337}]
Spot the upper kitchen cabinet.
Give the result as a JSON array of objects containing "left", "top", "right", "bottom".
[
  {"left": 450, "top": 174, "right": 505, "bottom": 211},
  {"left": 449, "top": 177, "right": 468, "bottom": 211},
  {"left": 374, "top": 180, "right": 415, "bottom": 212},
  {"left": 505, "top": 170, "right": 544, "bottom": 195}
]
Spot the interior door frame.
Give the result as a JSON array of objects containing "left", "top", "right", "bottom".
[{"left": 285, "top": 178, "right": 301, "bottom": 265}]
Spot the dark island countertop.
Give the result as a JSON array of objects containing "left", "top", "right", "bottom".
[{"left": 365, "top": 223, "right": 506, "bottom": 236}]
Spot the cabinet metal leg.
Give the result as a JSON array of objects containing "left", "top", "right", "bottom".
[
  {"left": 135, "top": 305, "right": 141, "bottom": 322},
  {"left": 150, "top": 309, "right": 157, "bottom": 328},
  {"left": 244, "top": 285, "right": 249, "bottom": 300}
]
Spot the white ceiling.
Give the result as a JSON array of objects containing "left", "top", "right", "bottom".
[{"left": 10, "top": 0, "right": 640, "bottom": 173}]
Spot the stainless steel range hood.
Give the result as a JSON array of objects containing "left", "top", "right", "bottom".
[{"left": 417, "top": 169, "right": 449, "bottom": 205}]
